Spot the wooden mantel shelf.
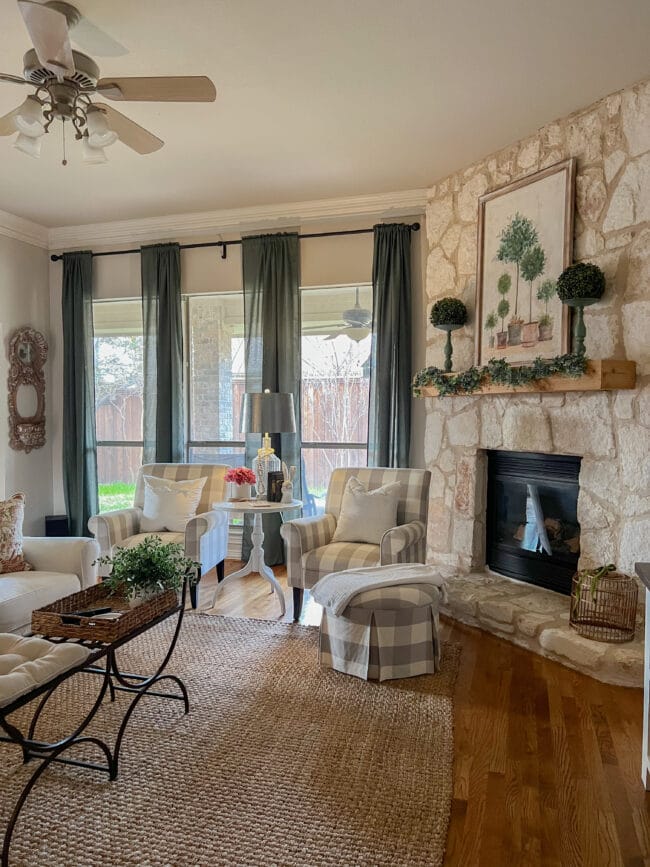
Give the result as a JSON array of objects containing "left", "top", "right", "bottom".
[{"left": 418, "top": 359, "right": 636, "bottom": 398}]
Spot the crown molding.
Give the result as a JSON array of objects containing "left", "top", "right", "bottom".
[
  {"left": 0, "top": 209, "right": 49, "bottom": 249},
  {"left": 48, "top": 189, "right": 427, "bottom": 251}
]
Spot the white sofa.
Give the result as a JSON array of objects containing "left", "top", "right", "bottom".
[{"left": 0, "top": 537, "right": 100, "bottom": 634}]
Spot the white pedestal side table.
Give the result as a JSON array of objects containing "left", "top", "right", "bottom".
[{"left": 211, "top": 500, "right": 303, "bottom": 617}]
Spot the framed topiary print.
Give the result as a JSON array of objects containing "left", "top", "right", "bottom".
[{"left": 475, "top": 158, "right": 575, "bottom": 366}]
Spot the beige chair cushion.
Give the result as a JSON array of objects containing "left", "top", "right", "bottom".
[
  {"left": 0, "top": 571, "right": 81, "bottom": 633},
  {"left": 349, "top": 584, "right": 441, "bottom": 610},
  {"left": 0, "top": 633, "right": 90, "bottom": 708},
  {"left": 117, "top": 532, "right": 185, "bottom": 550},
  {"left": 302, "top": 542, "right": 380, "bottom": 583}
]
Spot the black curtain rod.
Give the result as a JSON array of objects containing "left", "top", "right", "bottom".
[{"left": 49, "top": 222, "right": 420, "bottom": 262}]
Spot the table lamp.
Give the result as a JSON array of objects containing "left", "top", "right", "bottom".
[{"left": 240, "top": 390, "right": 296, "bottom": 499}]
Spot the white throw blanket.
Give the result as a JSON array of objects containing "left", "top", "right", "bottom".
[{"left": 312, "top": 563, "right": 448, "bottom": 616}]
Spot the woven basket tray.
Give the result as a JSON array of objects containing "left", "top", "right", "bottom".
[{"left": 31, "top": 583, "right": 178, "bottom": 643}]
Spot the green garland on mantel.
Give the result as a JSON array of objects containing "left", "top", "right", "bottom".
[{"left": 412, "top": 353, "right": 588, "bottom": 397}]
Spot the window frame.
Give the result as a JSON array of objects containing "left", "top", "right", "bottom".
[{"left": 93, "top": 282, "right": 373, "bottom": 513}]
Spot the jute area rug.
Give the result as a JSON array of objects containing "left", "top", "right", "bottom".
[{"left": 1, "top": 615, "right": 459, "bottom": 867}]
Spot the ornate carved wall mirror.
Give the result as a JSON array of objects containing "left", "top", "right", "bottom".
[{"left": 7, "top": 327, "right": 48, "bottom": 453}]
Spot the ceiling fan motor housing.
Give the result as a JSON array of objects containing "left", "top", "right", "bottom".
[{"left": 23, "top": 48, "right": 99, "bottom": 89}]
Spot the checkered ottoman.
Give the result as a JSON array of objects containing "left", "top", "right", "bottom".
[{"left": 318, "top": 577, "right": 443, "bottom": 682}]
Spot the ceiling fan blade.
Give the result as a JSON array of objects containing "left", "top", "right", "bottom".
[
  {"left": 94, "top": 102, "right": 163, "bottom": 154},
  {"left": 97, "top": 76, "right": 216, "bottom": 102},
  {"left": 18, "top": 0, "right": 75, "bottom": 77},
  {"left": 0, "top": 100, "right": 25, "bottom": 135},
  {"left": 72, "top": 15, "right": 128, "bottom": 57},
  {"left": 0, "top": 73, "right": 29, "bottom": 85}
]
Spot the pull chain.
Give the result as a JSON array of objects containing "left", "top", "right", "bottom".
[{"left": 61, "top": 117, "right": 67, "bottom": 166}]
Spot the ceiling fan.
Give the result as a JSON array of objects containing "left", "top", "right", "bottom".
[
  {"left": 0, "top": 1, "right": 216, "bottom": 164},
  {"left": 303, "top": 288, "right": 373, "bottom": 342}
]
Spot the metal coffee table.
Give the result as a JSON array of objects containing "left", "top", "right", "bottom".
[{"left": 0, "top": 581, "right": 190, "bottom": 867}]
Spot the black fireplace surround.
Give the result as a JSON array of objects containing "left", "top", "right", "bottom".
[{"left": 486, "top": 450, "right": 582, "bottom": 595}]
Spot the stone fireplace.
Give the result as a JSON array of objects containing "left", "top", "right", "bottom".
[
  {"left": 419, "top": 77, "right": 650, "bottom": 686},
  {"left": 485, "top": 449, "right": 581, "bottom": 594}
]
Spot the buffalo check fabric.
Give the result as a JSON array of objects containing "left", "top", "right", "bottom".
[
  {"left": 319, "top": 582, "right": 443, "bottom": 681},
  {"left": 280, "top": 468, "right": 431, "bottom": 591}
]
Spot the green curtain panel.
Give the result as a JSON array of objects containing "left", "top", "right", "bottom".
[
  {"left": 62, "top": 250, "right": 98, "bottom": 536},
  {"left": 242, "top": 232, "right": 301, "bottom": 565},
  {"left": 141, "top": 243, "right": 184, "bottom": 463},
  {"left": 368, "top": 223, "right": 413, "bottom": 468}
]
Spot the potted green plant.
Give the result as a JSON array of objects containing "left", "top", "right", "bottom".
[
  {"left": 537, "top": 279, "right": 556, "bottom": 340},
  {"left": 430, "top": 297, "right": 468, "bottom": 372},
  {"left": 496, "top": 298, "right": 510, "bottom": 348},
  {"left": 520, "top": 244, "right": 546, "bottom": 347},
  {"left": 557, "top": 262, "right": 606, "bottom": 356},
  {"left": 496, "top": 214, "right": 538, "bottom": 345},
  {"left": 484, "top": 311, "right": 497, "bottom": 349},
  {"left": 97, "top": 535, "right": 200, "bottom": 607},
  {"left": 538, "top": 313, "right": 553, "bottom": 341}
]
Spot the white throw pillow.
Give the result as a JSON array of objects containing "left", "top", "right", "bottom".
[
  {"left": 332, "top": 477, "right": 401, "bottom": 545},
  {"left": 140, "top": 475, "right": 207, "bottom": 533}
]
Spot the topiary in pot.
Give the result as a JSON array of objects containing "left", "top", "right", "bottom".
[
  {"left": 557, "top": 262, "right": 606, "bottom": 357},
  {"left": 556, "top": 262, "right": 606, "bottom": 302},
  {"left": 430, "top": 297, "right": 468, "bottom": 371}
]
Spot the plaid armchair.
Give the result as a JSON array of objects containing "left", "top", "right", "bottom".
[
  {"left": 280, "top": 467, "right": 431, "bottom": 620},
  {"left": 88, "top": 463, "right": 229, "bottom": 608}
]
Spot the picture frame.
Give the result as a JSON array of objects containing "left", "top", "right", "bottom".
[
  {"left": 266, "top": 471, "right": 285, "bottom": 503},
  {"left": 475, "top": 158, "right": 576, "bottom": 367}
]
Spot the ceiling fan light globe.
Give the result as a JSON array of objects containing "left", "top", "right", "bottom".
[
  {"left": 85, "top": 106, "right": 108, "bottom": 133},
  {"left": 85, "top": 107, "right": 117, "bottom": 148},
  {"left": 87, "top": 129, "right": 118, "bottom": 148},
  {"left": 82, "top": 136, "right": 107, "bottom": 164},
  {"left": 13, "top": 132, "right": 41, "bottom": 158},
  {"left": 14, "top": 95, "right": 45, "bottom": 137}
]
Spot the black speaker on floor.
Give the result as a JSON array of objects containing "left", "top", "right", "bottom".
[{"left": 45, "top": 515, "right": 70, "bottom": 537}]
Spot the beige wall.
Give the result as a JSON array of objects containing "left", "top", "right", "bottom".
[
  {"left": 0, "top": 235, "right": 53, "bottom": 533},
  {"left": 422, "top": 77, "right": 650, "bottom": 575}
]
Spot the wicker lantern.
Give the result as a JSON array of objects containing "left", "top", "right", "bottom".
[{"left": 570, "top": 565, "right": 638, "bottom": 643}]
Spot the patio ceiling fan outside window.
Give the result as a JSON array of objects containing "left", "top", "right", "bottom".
[{"left": 302, "top": 286, "right": 373, "bottom": 343}]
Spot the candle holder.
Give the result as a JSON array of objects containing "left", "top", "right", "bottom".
[{"left": 563, "top": 296, "right": 599, "bottom": 358}]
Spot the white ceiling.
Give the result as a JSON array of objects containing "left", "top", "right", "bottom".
[{"left": 0, "top": 0, "right": 649, "bottom": 228}]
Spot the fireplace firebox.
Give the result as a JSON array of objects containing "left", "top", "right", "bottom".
[{"left": 486, "top": 450, "right": 581, "bottom": 595}]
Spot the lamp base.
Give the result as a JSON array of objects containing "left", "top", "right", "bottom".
[{"left": 252, "top": 452, "right": 281, "bottom": 500}]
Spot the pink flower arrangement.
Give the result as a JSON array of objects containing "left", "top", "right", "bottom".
[{"left": 225, "top": 467, "right": 256, "bottom": 486}]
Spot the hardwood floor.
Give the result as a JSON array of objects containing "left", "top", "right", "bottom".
[{"left": 199, "top": 561, "right": 650, "bottom": 866}]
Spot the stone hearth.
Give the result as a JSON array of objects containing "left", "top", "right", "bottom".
[{"left": 442, "top": 571, "right": 643, "bottom": 687}]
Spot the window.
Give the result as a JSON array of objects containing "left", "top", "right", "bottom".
[
  {"left": 93, "top": 286, "right": 372, "bottom": 519},
  {"left": 301, "top": 285, "right": 372, "bottom": 514},
  {"left": 186, "top": 293, "right": 246, "bottom": 469},
  {"left": 93, "top": 300, "right": 144, "bottom": 512}
]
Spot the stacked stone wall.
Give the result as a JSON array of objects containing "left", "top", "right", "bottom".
[{"left": 424, "top": 78, "right": 650, "bottom": 575}]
